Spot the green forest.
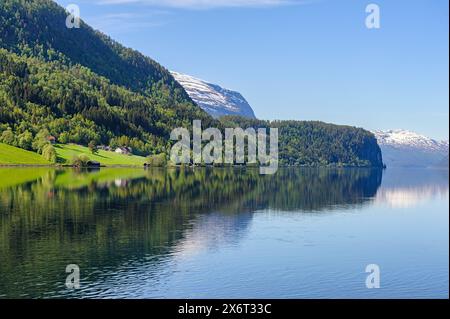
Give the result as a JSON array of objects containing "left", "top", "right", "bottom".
[
  {"left": 0, "top": 0, "right": 383, "bottom": 167},
  {"left": 220, "top": 116, "right": 383, "bottom": 167}
]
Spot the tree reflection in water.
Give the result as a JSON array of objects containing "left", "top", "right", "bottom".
[{"left": 0, "top": 167, "right": 383, "bottom": 298}]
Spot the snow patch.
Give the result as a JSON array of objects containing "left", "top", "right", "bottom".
[
  {"left": 171, "top": 71, "right": 256, "bottom": 119},
  {"left": 373, "top": 129, "right": 449, "bottom": 153}
]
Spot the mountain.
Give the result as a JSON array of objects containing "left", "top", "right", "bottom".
[
  {"left": 373, "top": 129, "right": 449, "bottom": 168},
  {"left": 0, "top": 0, "right": 191, "bottom": 102},
  {"left": 0, "top": 0, "right": 383, "bottom": 167},
  {"left": 222, "top": 116, "right": 384, "bottom": 167},
  {"left": 171, "top": 72, "right": 256, "bottom": 119},
  {"left": 0, "top": 0, "right": 216, "bottom": 156}
]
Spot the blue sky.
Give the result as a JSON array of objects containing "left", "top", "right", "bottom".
[{"left": 56, "top": 0, "right": 449, "bottom": 140}]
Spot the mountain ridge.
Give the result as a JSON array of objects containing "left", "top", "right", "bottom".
[
  {"left": 171, "top": 71, "right": 256, "bottom": 119},
  {"left": 373, "top": 129, "right": 448, "bottom": 152},
  {"left": 373, "top": 129, "right": 449, "bottom": 168},
  {"left": 0, "top": 0, "right": 217, "bottom": 156},
  {"left": 0, "top": 0, "right": 196, "bottom": 105}
]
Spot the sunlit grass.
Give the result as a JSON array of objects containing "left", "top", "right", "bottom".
[
  {"left": 0, "top": 143, "right": 50, "bottom": 165},
  {"left": 55, "top": 144, "right": 147, "bottom": 166}
]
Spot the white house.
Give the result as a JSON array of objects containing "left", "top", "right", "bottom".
[{"left": 115, "top": 147, "right": 132, "bottom": 155}]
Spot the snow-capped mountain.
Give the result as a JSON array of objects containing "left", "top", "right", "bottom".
[
  {"left": 171, "top": 71, "right": 256, "bottom": 119},
  {"left": 373, "top": 129, "right": 448, "bottom": 152},
  {"left": 372, "top": 129, "right": 449, "bottom": 168}
]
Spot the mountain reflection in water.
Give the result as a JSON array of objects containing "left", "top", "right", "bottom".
[{"left": 0, "top": 167, "right": 447, "bottom": 298}]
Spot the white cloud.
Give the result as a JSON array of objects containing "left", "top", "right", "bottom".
[
  {"left": 96, "top": 0, "right": 299, "bottom": 9},
  {"left": 84, "top": 11, "right": 171, "bottom": 33},
  {"left": 88, "top": 13, "right": 167, "bottom": 32}
]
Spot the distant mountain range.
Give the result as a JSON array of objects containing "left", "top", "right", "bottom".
[
  {"left": 171, "top": 72, "right": 256, "bottom": 119},
  {"left": 373, "top": 129, "right": 449, "bottom": 168}
]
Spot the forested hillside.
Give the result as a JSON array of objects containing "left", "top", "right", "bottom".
[
  {"left": 0, "top": 48, "right": 215, "bottom": 156},
  {"left": 0, "top": 0, "right": 191, "bottom": 101},
  {"left": 220, "top": 116, "right": 384, "bottom": 167},
  {"left": 0, "top": 0, "right": 215, "bottom": 156}
]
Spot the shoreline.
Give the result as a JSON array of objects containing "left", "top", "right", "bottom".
[{"left": 0, "top": 163, "right": 387, "bottom": 169}]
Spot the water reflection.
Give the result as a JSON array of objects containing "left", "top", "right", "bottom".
[
  {"left": 375, "top": 169, "right": 449, "bottom": 207},
  {"left": 173, "top": 212, "right": 254, "bottom": 258},
  {"left": 0, "top": 167, "right": 447, "bottom": 298}
]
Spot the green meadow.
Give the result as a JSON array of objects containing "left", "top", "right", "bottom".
[
  {"left": 0, "top": 143, "right": 148, "bottom": 167},
  {"left": 54, "top": 144, "right": 148, "bottom": 166},
  {"left": 0, "top": 143, "right": 50, "bottom": 165}
]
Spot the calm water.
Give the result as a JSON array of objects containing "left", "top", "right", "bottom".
[{"left": 0, "top": 167, "right": 448, "bottom": 299}]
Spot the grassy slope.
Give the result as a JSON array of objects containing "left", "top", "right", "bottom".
[
  {"left": 55, "top": 144, "right": 147, "bottom": 166},
  {"left": 0, "top": 143, "right": 50, "bottom": 165},
  {"left": 0, "top": 143, "right": 148, "bottom": 166}
]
